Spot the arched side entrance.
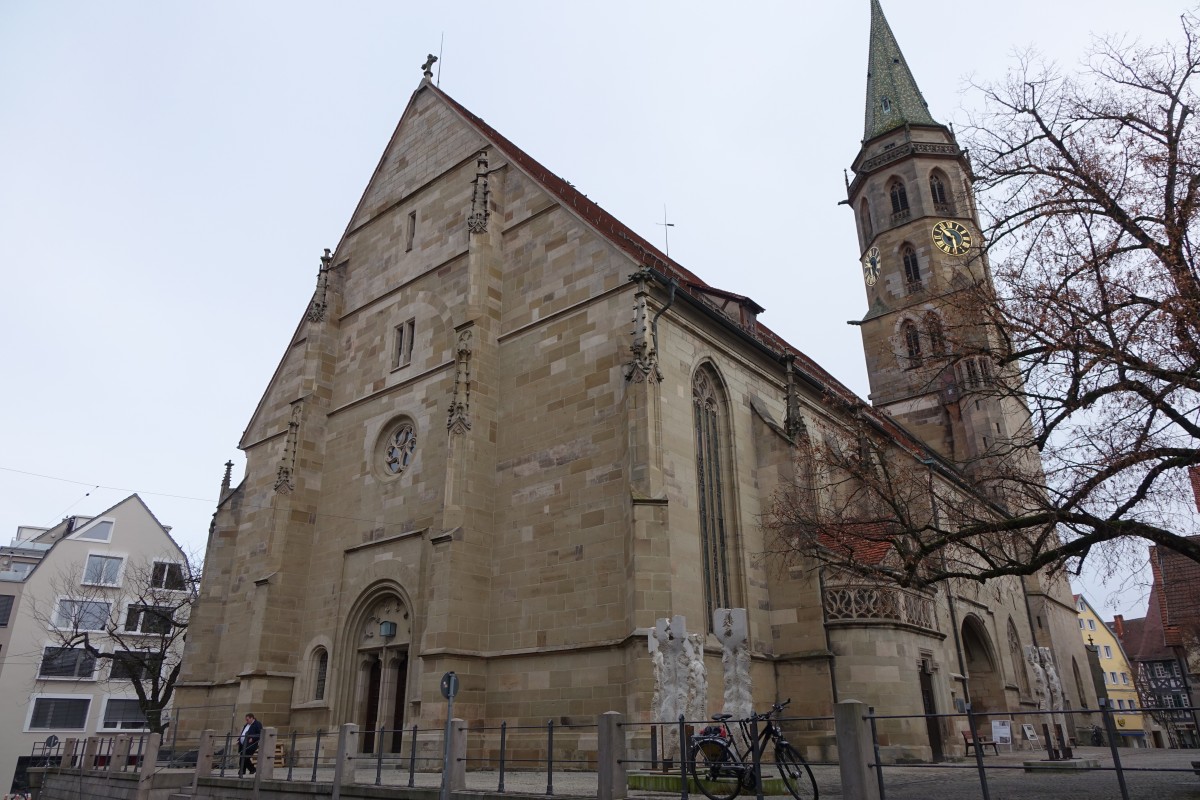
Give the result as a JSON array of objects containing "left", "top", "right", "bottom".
[
  {"left": 961, "top": 615, "right": 1006, "bottom": 716},
  {"left": 338, "top": 583, "right": 413, "bottom": 753}
]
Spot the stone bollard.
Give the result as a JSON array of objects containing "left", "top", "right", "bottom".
[
  {"left": 834, "top": 700, "right": 881, "bottom": 800},
  {"left": 332, "top": 723, "right": 358, "bottom": 800},
  {"left": 597, "top": 711, "right": 628, "bottom": 800}
]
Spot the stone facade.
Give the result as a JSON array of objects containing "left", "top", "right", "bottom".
[{"left": 176, "top": 6, "right": 1097, "bottom": 763}]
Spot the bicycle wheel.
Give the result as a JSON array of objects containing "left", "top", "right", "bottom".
[
  {"left": 775, "top": 742, "right": 817, "bottom": 800},
  {"left": 688, "top": 738, "right": 742, "bottom": 800}
]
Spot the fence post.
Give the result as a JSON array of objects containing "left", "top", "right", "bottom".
[
  {"left": 193, "top": 730, "right": 215, "bottom": 790},
  {"left": 1100, "top": 700, "right": 1131, "bottom": 800},
  {"left": 257, "top": 727, "right": 278, "bottom": 782},
  {"left": 110, "top": 735, "right": 132, "bottom": 773},
  {"left": 597, "top": 711, "right": 627, "bottom": 800},
  {"left": 136, "top": 733, "right": 161, "bottom": 800},
  {"left": 834, "top": 700, "right": 881, "bottom": 800},
  {"left": 332, "top": 723, "right": 359, "bottom": 800},
  {"left": 82, "top": 736, "right": 100, "bottom": 770},
  {"left": 62, "top": 737, "right": 78, "bottom": 769},
  {"left": 965, "top": 705, "right": 990, "bottom": 800},
  {"left": 448, "top": 719, "right": 467, "bottom": 792}
]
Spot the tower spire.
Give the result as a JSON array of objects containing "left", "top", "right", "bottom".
[{"left": 863, "top": 0, "right": 937, "bottom": 141}]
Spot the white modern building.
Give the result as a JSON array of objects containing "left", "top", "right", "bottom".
[{"left": 0, "top": 494, "right": 189, "bottom": 793}]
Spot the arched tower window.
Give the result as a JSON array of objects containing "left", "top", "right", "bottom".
[
  {"left": 929, "top": 170, "right": 951, "bottom": 211},
  {"left": 313, "top": 648, "right": 329, "bottom": 701},
  {"left": 859, "top": 199, "right": 874, "bottom": 245},
  {"left": 1007, "top": 620, "right": 1030, "bottom": 697},
  {"left": 902, "top": 321, "right": 922, "bottom": 365},
  {"left": 902, "top": 245, "right": 921, "bottom": 288},
  {"left": 693, "top": 367, "right": 737, "bottom": 626},
  {"left": 889, "top": 179, "right": 910, "bottom": 216},
  {"left": 925, "top": 313, "right": 945, "bottom": 356}
]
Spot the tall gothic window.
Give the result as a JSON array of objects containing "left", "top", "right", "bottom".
[
  {"left": 693, "top": 368, "right": 735, "bottom": 625},
  {"left": 889, "top": 180, "right": 909, "bottom": 214},
  {"left": 859, "top": 199, "right": 874, "bottom": 244},
  {"left": 902, "top": 245, "right": 921, "bottom": 287},
  {"left": 926, "top": 313, "right": 945, "bottom": 356},
  {"left": 929, "top": 172, "right": 948, "bottom": 206},
  {"left": 903, "top": 321, "right": 922, "bottom": 365},
  {"left": 1008, "top": 619, "right": 1031, "bottom": 697}
]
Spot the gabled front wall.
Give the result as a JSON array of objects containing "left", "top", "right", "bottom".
[{"left": 0, "top": 497, "right": 185, "bottom": 793}]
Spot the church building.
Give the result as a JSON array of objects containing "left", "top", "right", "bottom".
[{"left": 177, "top": 1, "right": 1095, "bottom": 761}]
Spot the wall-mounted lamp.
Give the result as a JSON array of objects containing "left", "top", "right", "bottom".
[{"left": 380, "top": 620, "right": 398, "bottom": 639}]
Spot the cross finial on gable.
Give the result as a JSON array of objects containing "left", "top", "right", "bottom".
[{"left": 422, "top": 54, "right": 438, "bottom": 80}]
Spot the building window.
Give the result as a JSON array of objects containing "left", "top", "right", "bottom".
[
  {"left": 38, "top": 647, "right": 96, "bottom": 679},
  {"left": 925, "top": 313, "right": 945, "bottom": 356},
  {"left": 83, "top": 555, "right": 122, "bottom": 586},
  {"left": 0, "top": 594, "right": 12, "bottom": 626},
  {"left": 101, "top": 699, "right": 148, "bottom": 731},
  {"left": 406, "top": 210, "right": 417, "bottom": 251},
  {"left": 124, "top": 605, "right": 173, "bottom": 635},
  {"left": 1088, "top": 619, "right": 1096, "bottom": 630},
  {"left": 383, "top": 424, "right": 418, "bottom": 476},
  {"left": 54, "top": 599, "right": 111, "bottom": 631},
  {"left": 930, "top": 172, "right": 949, "bottom": 207},
  {"left": 1155, "top": 663, "right": 1167, "bottom": 678},
  {"left": 314, "top": 649, "right": 329, "bottom": 701},
  {"left": 1110, "top": 671, "right": 1118, "bottom": 683},
  {"left": 1121, "top": 672, "right": 1129, "bottom": 684},
  {"left": 889, "top": 180, "right": 909, "bottom": 215},
  {"left": 394, "top": 319, "right": 416, "bottom": 369},
  {"left": 902, "top": 246, "right": 921, "bottom": 287},
  {"left": 29, "top": 697, "right": 90, "bottom": 730},
  {"left": 1117, "top": 698, "right": 1126, "bottom": 710},
  {"left": 1128, "top": 698, "right": 1136, "bottom": 710},
  {"left": 1078, "top": 619, "right": 1085, "bottom": 629},
  {"left": 903, "top": 321, "right": 922, "bottom": 365},
  {"left": 859, "top": 199, "right": 874, "bottom": 244},
  {"left": 75, "top": 520, "right": 113, "bottom": 542},
  {"left": 151, "top": 562, "right": 186, "bottom": 591},
  {"left": 1008, "top": 620, "right": 1030, "bottom": 697},
  {"left": 1103, "top": 645, "right": 1113, "bottom": 658},
  {"left": 111, "top": 651, "right": 162, "bottom": 682},
  {"left": 693, "top": 367, "right": 736, "bottom": 627},
  {"left": 881, "top": 96, "right": 892, "bottom": 113}
]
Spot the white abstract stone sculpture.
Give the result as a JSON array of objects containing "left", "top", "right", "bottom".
[
  {"left": 714, "top": 608, "right": 752, "bottom": 724},
  {"left": 685, "top": 633, "right": 708, "bottom": 726},
  {"left": 1039, "top": 646, "right": 1068, "bottom": 742},
  {"left": 648, "top": 615, "right": 694, "bottom": 760},
  {"left": 1024, "top": 645, "right": 1047, "bottom": 709}
]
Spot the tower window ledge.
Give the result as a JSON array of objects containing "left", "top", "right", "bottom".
[
  {"left": 891, "top": 209, "right": 911, "bottom": 224},
  {"left": 933, "top": 203, "right": 955, "bottom": 216},
  {"left": 905, "top": 280, "right": 924, "bottom": 295}
]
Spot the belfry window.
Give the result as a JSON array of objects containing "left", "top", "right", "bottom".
[
  {"left": 902, "top": 245, "right": 921, "bottom": 288},
  {"left": 859, "top": 199, "right": 874, "bottom": 245},
  {"left": 889, "top": 180, "right": 909, "bottom": 216},
  {"left": 693, "top": 368, "right": 735, "bottom": 627},
  {"left": 930, "top": 173, "right": 948, "bottom": 205},
  {"left": 926, "top": 313, "right": 945, "bottom": 356},
  {"left": 903, "top": 321, "right": 922, "bottom": 365}
]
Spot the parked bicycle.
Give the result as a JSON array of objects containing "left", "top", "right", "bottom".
[{"left": 688, "top": 699, "right": 817, "bottom": 800}]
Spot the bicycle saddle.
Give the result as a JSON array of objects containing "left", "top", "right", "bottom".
[{"left": 711, "top": 713, "right": 733, "bottom": 721}]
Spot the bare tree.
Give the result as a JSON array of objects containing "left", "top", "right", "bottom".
[
  {"left": 768, "top": 12, "right": 1200, "bottom": 586},
  {"left": 32, "top": 556, "right": 199, "bottom": 734}
]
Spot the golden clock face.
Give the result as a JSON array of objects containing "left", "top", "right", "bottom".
[
  {"left": 862, "top": 246, "right": 881, "bottom": 286},
  {"left": 932, "top": 220, "right": 972, "bottom": 256}
]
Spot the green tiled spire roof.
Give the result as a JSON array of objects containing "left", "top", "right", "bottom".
[{"left": 863, "top": 0, "right": 937, "bottom": 140}]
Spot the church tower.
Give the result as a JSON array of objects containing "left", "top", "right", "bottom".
[{"left": 847, "top": 0, "right": 1010, "bottom": 470}]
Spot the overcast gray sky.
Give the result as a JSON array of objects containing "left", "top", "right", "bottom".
[{"left": 1, "top": 1, "right": 1189, "bottom": 618}]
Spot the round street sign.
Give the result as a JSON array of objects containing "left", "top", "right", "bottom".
[{"left": 440, "top": 671, "right": 459, "bottom": 700}]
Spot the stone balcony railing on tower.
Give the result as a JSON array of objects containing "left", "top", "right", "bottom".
[
  {"left": 823, "top": 583, "right": 940, "bottom": 634},
  {"left": 891, "top": 208, "right": 911, "bottom": 225}
]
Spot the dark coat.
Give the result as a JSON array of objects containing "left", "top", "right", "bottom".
[{"left": 238, "top": 719, "right": 263, "bottom": 755}]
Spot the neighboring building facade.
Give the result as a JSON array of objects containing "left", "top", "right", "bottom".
[
  {"left": 176, "top": 1, "right": 1096, "bottom": 762},
  {"left": 1075, "top": 594, "right": 1148, "bottom": 747},
  {"left": 0, "top": 495, "right": 188, "bottom": 792}
]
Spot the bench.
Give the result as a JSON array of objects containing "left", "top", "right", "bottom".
[{"left": 962, "top": 730, "right": 999, "bottom": 755}]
